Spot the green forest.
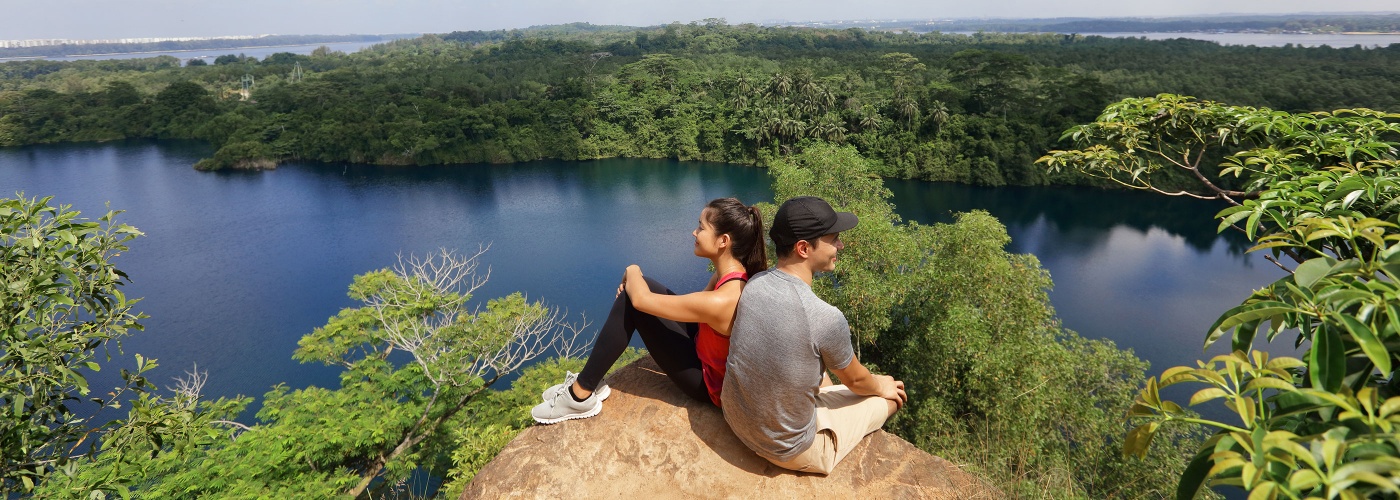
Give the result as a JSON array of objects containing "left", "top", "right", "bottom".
[
  {"left": 5, "top": 22, "right": 1400, "bottom": 499},
  {"left": 4, "top": 22, "right": 1400, "bottom": 190}
]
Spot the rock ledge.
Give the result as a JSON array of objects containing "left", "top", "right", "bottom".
[{"left": 465, "top": 356, "right": 998, "bottom": 499}]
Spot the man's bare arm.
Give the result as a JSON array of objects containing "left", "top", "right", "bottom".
[{"left": 829, "top": 355, "right": 906, "bottom": 409}]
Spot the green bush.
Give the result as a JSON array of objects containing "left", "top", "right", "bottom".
[
  {"left": 764, "top": 144, "right": 1207, "bottom": 498},
  {"left": 1044, "top": 95, "right": 1400, "bottom": 498}
]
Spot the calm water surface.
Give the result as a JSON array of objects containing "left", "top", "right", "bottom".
[
  {"left": 1, "top": 141, "right": 1295, "bottom": 419},
  {"left": 1084, "top": 31, "right": 1400, "bottom": 48}
]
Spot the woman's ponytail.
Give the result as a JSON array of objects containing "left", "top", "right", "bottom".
[{"left": 705, "top": 198, "right": 769, "bottom": 276}]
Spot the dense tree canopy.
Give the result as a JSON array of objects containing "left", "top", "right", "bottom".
[{"left": 3, "top": 24, "right": 1399, "bottom": 187}]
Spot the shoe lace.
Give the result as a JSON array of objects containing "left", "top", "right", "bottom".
[{"left": 547, "top": 372, "right": 578, "bottom": 408}]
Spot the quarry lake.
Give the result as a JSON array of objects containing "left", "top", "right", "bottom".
[{"left": 1, "top": 140, "right": 1296, "bottom": 416}]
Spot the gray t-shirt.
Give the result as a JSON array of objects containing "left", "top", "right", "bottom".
[{"left": 721, "top": 268, "right": 855, "bottom": 463}]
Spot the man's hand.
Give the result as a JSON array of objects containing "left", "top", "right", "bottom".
[
  {"left": 875, "top": 374, "right": 907, "bottom": 410},
  {"left": 831, "top": 356, "right": 907, "bottom": 411}
]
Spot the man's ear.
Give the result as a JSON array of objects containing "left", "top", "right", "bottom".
[{"left": 793, "top": 239, "right": 811, "bottom": 259}]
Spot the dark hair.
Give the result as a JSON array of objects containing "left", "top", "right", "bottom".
[
  {"left": 705, "top": 198, "right": 767, "bottom": 276},
  {"left": 774, "top": 237, "right": 819, "bottom": 259}
]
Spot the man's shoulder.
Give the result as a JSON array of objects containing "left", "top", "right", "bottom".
[{"left": 743, "top": 269, "right": 801, "bottom": 299}]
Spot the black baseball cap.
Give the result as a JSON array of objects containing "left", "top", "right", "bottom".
[{"left": 770, "top": 196, "right": 859, "bottom": 248}]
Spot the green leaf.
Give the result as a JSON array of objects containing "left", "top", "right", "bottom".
[
  {"left": 1206, "top": 301, "right": 1299, "bottom": 348},
  {"left": 1232, "top": 318, "right": 1261, "bottom": 353},
  {"left": 1175, "top": 444, "right": 1215, "bottom": 500},
  {"left": 1191, "top": 388, "right": 1229, "bottom": 406},
  {"left": 1244, "top": 377, "right": 1297, "bottom": 394},
  {"left": 1217, "top": 205, "right": 1254, "bottom": 233},
  {"left": 1310, "top": 326, "right": 1345, "bottom": 392},
  {"left": 1333, "top": 312, "right": 1391, "bottom": 374},
  {"left": 1293, "top": 257, "right": 1337, "bottom": 289},
  {"left": 1124, "top": 421, "right": 1160, "bottom": 458},
  {"left": 1245, "top": 209, "right": 1263, "bottom": 241},
  {"left": 1385, "top": 303, "right": 1400, "bottom": 338},
  {"left": 1380, "top": 396, "right": 1400, "bottom": 418}
]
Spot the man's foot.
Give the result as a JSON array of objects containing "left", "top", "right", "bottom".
[
  {"left": 532, "top": 377, "right": 605, "bottom": 424},
  {"left": 541, "top": 371, "right": 609, "bottom": 403}
]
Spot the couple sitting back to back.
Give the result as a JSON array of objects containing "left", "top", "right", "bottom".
[{"left": 532, "top": 196, "right": 906, "bottom": 475}]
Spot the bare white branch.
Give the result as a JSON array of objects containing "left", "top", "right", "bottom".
[
  {"left": 167, "top": 363, "right": 208, "bottom": 408},
  {"left": 361, "top": 246, "right": 588, "bottom": 391}
]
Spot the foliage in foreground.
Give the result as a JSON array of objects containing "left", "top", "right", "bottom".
[
  {"left": 1043, "top": 95, "right": 1400, "bottom": 498},
  {"left": 1, "top": 194, "right": 249, "bottom": 495},
  {"left": 761, "top": 144, "right": 1209, "bottom": 498},
  {"left": 3, "top": 202, "right": 590, "bottom": 499}
]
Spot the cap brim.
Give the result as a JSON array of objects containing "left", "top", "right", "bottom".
[{"left": 827, "top": 212, "right": 858, "bottom": 234}]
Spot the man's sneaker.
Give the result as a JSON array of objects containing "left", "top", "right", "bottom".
[
  {"left": 532, "top": 381, "right": 604, "bottom": 424},
  {"left": 541, "top": 371, "right": 609, "bottom": 403}
]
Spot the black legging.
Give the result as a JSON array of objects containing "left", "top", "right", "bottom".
[{"left": 576, "top": 276, "right": 710, "bottom": 404}]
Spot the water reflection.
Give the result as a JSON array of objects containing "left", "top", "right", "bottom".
[
  {"left": 886, "top": 179, "right": 1299, "bottom": 422},
  {"left": 886, "top": 180, "right": 1253, "bottom": 257},
  {"left": 0, "top": 141, "right": 1297, "bottom": 426}
]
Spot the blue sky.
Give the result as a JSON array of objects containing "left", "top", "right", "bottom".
[{"left": 3, "top": 0, "right": 1397, "bottom": 40}]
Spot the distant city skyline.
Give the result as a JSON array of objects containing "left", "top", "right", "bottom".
[{"left": 4, "top": 1, "right": 1398, "bottom": 40}]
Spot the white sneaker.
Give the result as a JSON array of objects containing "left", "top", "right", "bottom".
[
  {"left": 541, "top": 371, "right": 609, "bottom": 403},
  {"left": 532, "top": 377, "right": 605, "bottom": 424}
]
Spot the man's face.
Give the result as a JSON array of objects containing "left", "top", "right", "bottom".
[{"left": 810, "top": 232, "right": 844, "bottom": 272}]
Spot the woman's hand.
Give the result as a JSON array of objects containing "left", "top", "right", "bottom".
[{"left": 618, "top": 265, "right": 643, "bottom": 297}]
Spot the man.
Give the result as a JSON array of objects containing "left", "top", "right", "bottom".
[{"left": 722, "top": 196, "right": 907, "bottom": 475}]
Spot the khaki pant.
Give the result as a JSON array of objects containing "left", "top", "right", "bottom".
[{"left": 765, "top": 385, "right": 891, "bottom": 475}]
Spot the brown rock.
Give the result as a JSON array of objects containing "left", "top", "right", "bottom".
[{"left": 465, "top": 356, "right": 1000, "bottom": 499}]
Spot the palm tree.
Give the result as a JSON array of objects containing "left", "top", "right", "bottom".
[
  {"left": 816, "top": 115, "right": 847, "bottom": 143},
  {"left": 895, "top": 98, "right": 920, "bottom": 128},
  {"left": 778, "top": 117, "right": 805, "bottom": 141},
  {"left": 734, "top": 74, "right": 753, "bottom": 95},
  {"left": 929, "top": 100, "right": 950, "bottom": 133},
  {"left": 858, "top": 113, "right": 882, "bottom": 132},
  {"left": 767, "top": 72, "right": 792, "bottom": 99}
]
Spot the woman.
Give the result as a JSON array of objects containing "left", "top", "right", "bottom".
[{"left": 532, "top": 197, "right": 767, "bottom": 424}]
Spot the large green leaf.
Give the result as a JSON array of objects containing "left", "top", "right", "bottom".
[
  {"left": 1333, "top": 313, "right": 1391, "bottom": 374},
  {"left": 1309, "top": 326, "right": 1346, "bottom": 392},
  {"left": 1207, "top": 301, "right": 1299, "bottom": 348},
  {"left": 1293, "top": 257, "right": 1338, "bottom": 289},
  {"left": 1175, "top": 444, "right": 1216, "bottom": 500},
  {"left": 1124, "top": 421, "right": 1160, "bottom": 459}
]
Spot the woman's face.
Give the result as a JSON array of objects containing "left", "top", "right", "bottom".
[{"left": 692, "top": 209, "right": 727, "bottom": 259}]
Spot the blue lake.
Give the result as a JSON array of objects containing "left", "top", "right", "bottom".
[{"left": 0, "top": 140, "right": 1295, "bottom": 419}]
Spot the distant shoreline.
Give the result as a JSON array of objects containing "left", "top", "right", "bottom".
[{"left": 0, "top": 41, "right": 379, "bottom": 61}]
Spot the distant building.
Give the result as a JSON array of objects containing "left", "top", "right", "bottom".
[{"left": 0, "top": 34, "right": 272, "bottom": 49}]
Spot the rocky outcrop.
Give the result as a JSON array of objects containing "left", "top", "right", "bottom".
[{"left": 465, "top": 356, "right": 998, "bottom": 499}]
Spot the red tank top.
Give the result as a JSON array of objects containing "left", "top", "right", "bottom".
[{"left": 697, "top": 271, "right": 748, "bottom": 407}]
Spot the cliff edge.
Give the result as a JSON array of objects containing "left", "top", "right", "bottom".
[{"left": 464, "top": 356, "right": 998, "bottom": 499}]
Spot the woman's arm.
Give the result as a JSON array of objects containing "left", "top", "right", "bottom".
[{"left": 623, "top": 265, "right": 739, "bottom": 329}]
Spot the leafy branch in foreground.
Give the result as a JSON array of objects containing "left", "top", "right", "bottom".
[
  {"left": 57, "top": 248, "right": 592, "bottom": 498},
  {"left": 1044, "top": 96, "right": 1400, "bottom": 499},
  {"left": 1, "top": 194, "right": 245, "bottom": 497}
]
